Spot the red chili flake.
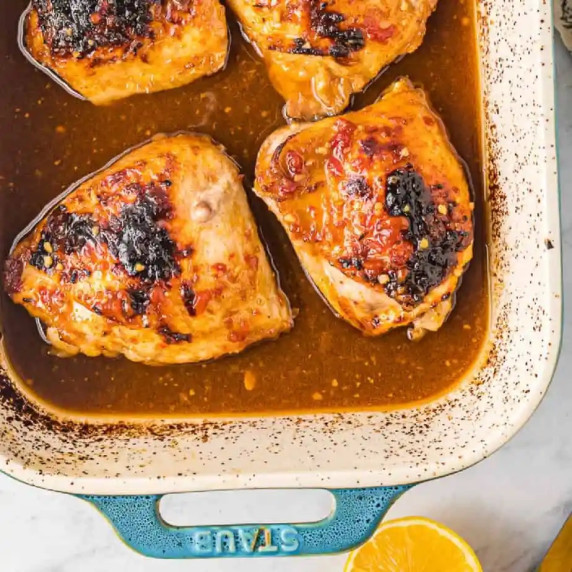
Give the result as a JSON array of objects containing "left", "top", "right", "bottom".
[
  {"left": 278, "top": 178, "right": 299, "bottom": 198},
  {"left": 103, "top": 293, "right": 129, "bottom": 318},
  {"left": 245, "top": 254, "right": 259, "bottom": 270},
  {"left": 362, "top": 21, "right": 397, "bottom": 43},
  {"left": 389, "top": 241, "right": 414, "bottom": 267},
  {"left": 331, "top": 120, "right": 356, "bottom": 158},
  {"left": 150, "top": 286, "right": 166, "bottom": 307},
  {"left": 325, "top": 157, "right": 344, "bottom": 177},
  {"left": 389, "top": 116, "right": 408, "bottom": 126},
  {"left": 423, "top": 116, "right": 436, "bottom": 126},
  {"left": 228, "top": 330, "right": 247, "bottom": 343},
  {"left": 193, "top": 290, "right": 213, "bottom": 315},
  {"left": 212, "top": 263, "right": 227, "bottom": 274},
  {"left": 285, "top": 150, "right": 304, "bottom": 176}
]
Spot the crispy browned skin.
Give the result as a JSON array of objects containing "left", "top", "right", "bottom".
[
  {"left": 227, "top": 0, "right": 438, "bottom": 119},
  {"left": 24, "top": 0, "right": 229, "bottom": 104},
  {"left": 4, "top": 135, "right": 292, "bottom": 364},
  {"left": 255, "top": 79, "right": 473, "bottom": 338}
]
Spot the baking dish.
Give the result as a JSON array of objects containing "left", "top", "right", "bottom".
[{"left": 0, "top": 0, "right": 562, "bottom": 559}]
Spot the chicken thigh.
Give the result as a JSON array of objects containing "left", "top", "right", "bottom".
[
  {"left": 4, "top": 135, "right": 292, "bottom": 364},
  {"left": 23, "top": 0, "right": 229, "bottom": 104},
  {"left": 255, "top": 78, "right": 473, "bottom": 338},
  {"left": 227, "top": 0, "right": 438, "bottom": 119}
]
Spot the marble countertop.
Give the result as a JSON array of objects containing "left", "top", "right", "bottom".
[{"left": 1, "top": 36, "right": 570, "bottom": 572}]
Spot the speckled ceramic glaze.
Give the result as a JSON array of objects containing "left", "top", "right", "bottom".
[{"left": 0, "top": 0, "right": 562, "bottom": 559}]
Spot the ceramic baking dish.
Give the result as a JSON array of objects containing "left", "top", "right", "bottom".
[{"left": 0, "top": 0, "right": 562, "bottom": 559}]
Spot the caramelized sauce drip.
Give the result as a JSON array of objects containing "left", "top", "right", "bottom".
[{"left": 0, "top": 0, "right": 488, "bottom": 419}]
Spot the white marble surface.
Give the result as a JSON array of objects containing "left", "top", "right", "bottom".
[{"left": 0, "top": 37, "right": 570, "bottom": 572}]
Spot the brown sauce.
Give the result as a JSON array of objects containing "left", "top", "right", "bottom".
[{"left": 0, "top": 0, "right": 489, "bottom": 419}]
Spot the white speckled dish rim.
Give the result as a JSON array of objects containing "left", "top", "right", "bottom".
[{"left": 0, "top": 0, "right": 562, "bottom": 495}]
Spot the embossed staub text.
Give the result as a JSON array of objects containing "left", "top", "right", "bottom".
[{"left": 191, "top": 526, "right": 300, "bottom": 556}]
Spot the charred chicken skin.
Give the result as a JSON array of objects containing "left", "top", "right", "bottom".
[
  {"left": 255, "top": 78, "right": 473, "bottom": 338},
  {"left": 227, "top": 0, "right": 438, "bottom": 119},
  {"left": 24, "top": 0, "right": 229, "bottom": 104},
  {"left": 4, "top": 135, "right": 292, "bottom": 364}
]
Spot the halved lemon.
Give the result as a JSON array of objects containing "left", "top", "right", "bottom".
[
  {"left": 539, "top": 515, "right": 572, "bottom": 571},
  {"left": 344, "top": 517, "right": 482, "bottom": 572}
]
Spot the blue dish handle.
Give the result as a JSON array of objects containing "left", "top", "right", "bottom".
[{"left": 80, "top": 485, "right": 412, "bottom": 559}]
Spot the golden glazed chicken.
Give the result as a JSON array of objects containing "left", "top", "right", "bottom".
[
  {"left": 24, "top": 0, "right": 229, "bottom": 104},
  {"left": 4, "top": 135, "right": 292, "bottom": 364},
  {"left": 227, "top": 0, "right": 438, "bottom": 119},
  {"left": 255, "top": 79, "right": 473, "bottom": 339}
]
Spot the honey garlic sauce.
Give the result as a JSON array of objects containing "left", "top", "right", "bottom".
[{"left": 0, "top": 0, "right": 488, "bottom": 418}]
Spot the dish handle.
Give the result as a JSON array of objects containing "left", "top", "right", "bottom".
[{"left": 79, "top": 485, "right": 412, "bottom": 559}]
